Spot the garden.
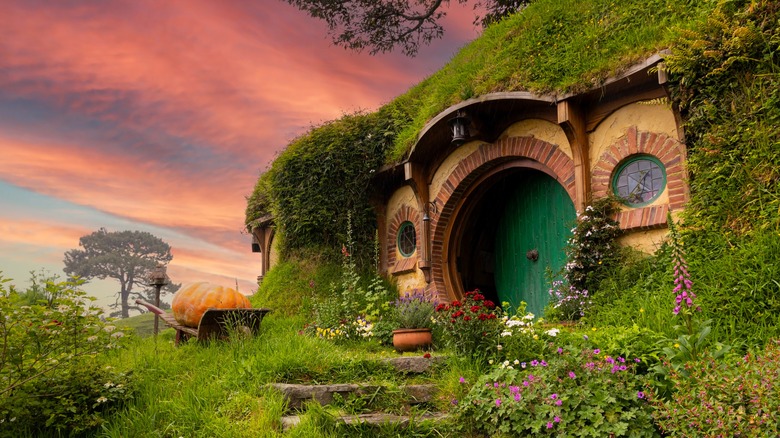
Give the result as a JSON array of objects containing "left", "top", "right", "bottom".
[{"left": 2, "top": 0, "right": 780, "bottom": 436}]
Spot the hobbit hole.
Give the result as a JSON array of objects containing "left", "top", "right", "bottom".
[{"left": 249, "top": 56, "right": 690, "bottom": 312}]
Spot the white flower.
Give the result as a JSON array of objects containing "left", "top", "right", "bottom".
[
  {"left": 523, "top": 313, "right": 535, "bottom": 321},
  {"left": 87, "top": 336, "right": 98, "bottom": 342},
  {"left": 513, "top": 359, "right": 520, "bottom": 365},
  {"left": 546, "top": 328, "right": 560, "bottom": 337},
  {"left": 500, "top": 331, "right": 513, "bottom": 337},
  {"left": 497, "top": 344, "right": 503, "bottom": 351},
  {"left": 111, "top": 331, "right": 125, "bottom": 338},
  {"left": 104, "top": 382, "right": 114, "bottom": 388},
  {"left": 103, "top": 325, "right": 116, "bottom": 333},
  {"left": 96, "top": 397, "right": 108, "bottom": 404}
]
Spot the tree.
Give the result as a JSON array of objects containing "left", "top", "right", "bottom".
[
  {"left": 63, "top": 228, "right": 174, "bottom": 318},
  {"left": 284, "top": 0, "right": 530, "bottom": 56}
]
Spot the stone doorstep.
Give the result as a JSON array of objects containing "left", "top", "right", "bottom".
[
  {"left": 382, "top": 355, "right": 446, "bottom": 373},
  {"left": 269, "top": 383, "right": 439, "bottom": 411},
  {"left": 280, "top": 412, "right": 449, "bottom": 431}
]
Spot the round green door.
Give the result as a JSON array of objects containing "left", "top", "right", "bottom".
[{"left": 494, "top": 171, "right": 575, "bottom": 316}]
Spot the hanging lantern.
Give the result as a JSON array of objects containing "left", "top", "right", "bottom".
[{"left": 447, "top": 111, "right": 470, "bottom": 145}]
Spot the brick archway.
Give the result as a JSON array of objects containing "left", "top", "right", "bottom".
[
  {"left": 427, "top": 136, "right": 576, "bottom": 302},
  {"left": 387, "top": 204, "right": 421, "bottom": 273},
  {"left": 591, "top": 126, "right": 688, "bottom": 229}
]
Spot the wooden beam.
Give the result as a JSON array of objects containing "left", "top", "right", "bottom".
[{"left": 557, "top": 100, "right": 590, "bottom": 210}]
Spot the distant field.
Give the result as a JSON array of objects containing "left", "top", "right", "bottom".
[{"left": 115, "top": 312, "right": 172, "bottom": 338}]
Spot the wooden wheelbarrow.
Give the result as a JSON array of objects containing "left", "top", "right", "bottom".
[{"left": 135, "top": 299, "right": 271, "bottom": 345}]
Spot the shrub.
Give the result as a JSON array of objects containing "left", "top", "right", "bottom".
[
  {"left": 0, "top": 274, "right": 132, "bottom": 434},
  {"left": 496, "top": 302, "right": 555, "bottom": 364},
  {"left": 436, "top": 290, "right": 501, "bottom": 359},
  {"left": 546, "top": 198, "right": 621, "bottom": 322},
  {"left": 454, "top": 347, "right": 657, "bottom": 437},
  {"left": 650, "top": 342, "right": 780, "bottom": 437},
  {"left": 390, "top": 290, "right": 437, "bottom": 329}
]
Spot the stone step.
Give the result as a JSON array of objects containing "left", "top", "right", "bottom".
[
  {"left": 269, "top": 383, "right": 439, "bottom": 411},
  {"left": 382, "top": 355, "right": 446, "bottom": 373},
  {"left": 280, "top": 411, "right": 449, "bottom": 431}
]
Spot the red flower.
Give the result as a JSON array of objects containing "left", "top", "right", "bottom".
[
  {"left": 452, "top": 300, "right": 462, "bottom": 307},
  {"left": 423, "top": 353, "right": 431, "bottom": 359},
  {"left": 478, "top": 313, "right": 488, "bottom": 321},
  {"left": 473, "top": 293, "right": 485, "bottom": 301},
  {"left": 488, "top": 314, "right": 497, "bottom": 320},
  {"left": 484, "top": 300, "right": 496, "bottom": 309},
  {"left": 470, "top": 305, "right": 481, "bottom": 313},
  {"left": 452, "top": 310, "right": 464, "bottom": 318},
  {"left": 464, "top": 316, "right": 471, "bottom": 321},
  {"left": 436, "top": 303, "right": 448, "bottom": 312}
]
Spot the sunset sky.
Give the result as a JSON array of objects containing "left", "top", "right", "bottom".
[{"left": 0, "top": 1, "right": 481, "bottom": 313}]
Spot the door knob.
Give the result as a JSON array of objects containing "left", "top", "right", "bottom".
[{"left": 526, "top": 249, "right": 539, "bottom": 262}]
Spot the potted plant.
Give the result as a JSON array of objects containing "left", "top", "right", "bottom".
[{"left": 391, "top": 290, "right": 437, "bottom": 352}]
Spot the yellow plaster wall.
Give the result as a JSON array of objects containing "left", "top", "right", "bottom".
[
  {"left": 430, "top": 141, "right": 480, "bottom": 200},
  {"left": 618, "top": 229, "right": 668, "bottom": 254},
  {"left": 385, "top": 185, "right": 428, "bottom": 291},
  {"left": 590, "top": 101, "right": 681, "bottom": 222},
  {"left": 589, "top": 101, "right": 679, "bottom": 167},
  {"left": 268, "top": 233, "right": 280, "bottom": 270},
  {"left": 395, "top": 269, "right": 427, "bottom": 295},
  {"left": 500, "top": 119, "right": 572, "bottom": 159}
]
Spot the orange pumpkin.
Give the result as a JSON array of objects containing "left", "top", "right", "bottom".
[{"left": 171, "top": 282, "right": 251, "bottom": 327}]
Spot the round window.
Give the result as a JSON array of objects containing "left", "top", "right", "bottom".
[
  {"left": 612, "top": 155, "right": 667, "bottom": 207},
  {"left": 397, "top": 221, "right": 417, "bottom": 257}
]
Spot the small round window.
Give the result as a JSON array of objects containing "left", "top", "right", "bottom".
[
  {"left": 397, "top": 221, "right": 417, "bottom": 257},
  {"left": 612, "top": 155, "right": 667, "bottom": 207}
]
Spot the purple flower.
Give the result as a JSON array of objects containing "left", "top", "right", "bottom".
[
  {"left": 459, "top": 376, "right": 466, "bottom": 384},
  {"left": 568, "top": 371, "right": 576, "bottom": 379},
  {"left": 557, "top": 347, "right": 563, "bottom": 354},
  {"left": 555, "top": 399, "right": 562, "bottom": 406},
  {"left": 451, "top": 399, "right": 458, "bottom": 405},
  {"left": 494, "top": 382, "right": 500, "bottom": 388},
  {"left": 637, "top": 391, "right": 645, "bottom": 399},
  {"left": 634, "top": 358, "right": 641, "bottom": 363},
  {"left": 530, "top": 360, "right": 539, "bottom": 366},
  {"left": 541, "top": 360, "right": 548, "bottom": 367},
  {"left": 521, "top": 362, "right": 527, "bottom": 368},
  {"left": 547, "top": 422, "right": 554, "bottom": 429},
  {"left": 550, "top": 393, "right": 558, "bottom": 400},
  {"left": 495, "top": 398, "right": 502, "bottom": 407},
  {"left": 514, "top": 393, "right": 521, "bottom": 401},
  {"left": 554, "top": 416, "right": 561, "bottom": 423},
  {"left": 522, "top": 380, "right": 530, "bottom": 387},
  {"left": 605, "top": 356, "right": 615, "bottom": 364},
  {"left": 593, "top": 349, "right": 600, "bottom": 354},
  {"left": 618, "top": 357, "right": 626, "bottom": 363}
]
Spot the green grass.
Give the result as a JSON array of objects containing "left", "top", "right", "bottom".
[
  {"left": 115, "top": 312, "right": 157, "bottom": 338},
  {"left": 92, "top": 315, "right": 464, "bottom": 437}
]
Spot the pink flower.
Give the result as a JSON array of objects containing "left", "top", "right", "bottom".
[
  {"left": 547, "top": 422, "right": 554, "bottom": 429},
  {"left": 495, "top": 398, "right": 502, "bottom": 407},
  {"left": 568, "top": 371, "right": 576, "bottom": 379},
  {"left": 554, "top": 416, "right": 561, "bottom": 423}
]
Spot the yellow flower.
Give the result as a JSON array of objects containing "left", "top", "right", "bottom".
[
  {"left": 674, "top": 343, "right": 680, "bottom": 349},
  {"left": 591, "top": 327, "right": 597, "bottom": 332},
  {"left": 639, "top": 308, "right": 645, "bottom": 313}
]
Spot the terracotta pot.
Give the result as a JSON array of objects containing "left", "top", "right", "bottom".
[{"left": 392, "top": 328, "right": 433, "bottom": 352}]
